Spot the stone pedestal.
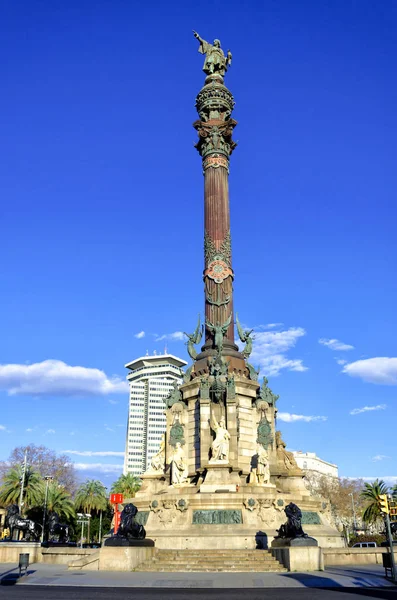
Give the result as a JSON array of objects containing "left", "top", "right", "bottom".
[
  {"left": 99, "top": 545, "right": 155, "bottom": 571},
  {"left": 272, "top": 536, "right": 318, "bottom": 548},
  {"left": 200, "top": 463, "right": 240, "bottom": 493},
  {"left": 271, "top": 545, "right": 323, "bottom": 571},
  {"left": 136, "top": 473, "right": 168, "bottom": 497},
  {"left": 104, "top": 538, "right": 154, "bottom": 548}
]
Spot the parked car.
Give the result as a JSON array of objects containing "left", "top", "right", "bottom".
[{"left": 352, "top": 542, "right": 377, "bottom": 548}]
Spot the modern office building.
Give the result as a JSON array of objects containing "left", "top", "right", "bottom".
[{"left": 123, "top": 353, "right": 187, "bottom": 475}]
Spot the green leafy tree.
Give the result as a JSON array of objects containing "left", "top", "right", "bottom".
[
  {"left": 75, "top": 479, "right": 108, "bottom": 514},
  {"left": 74, "top": 479, "right": 108, "bottom": 543},
  {"left": 44, "top": 482, "right": 75, "bottom": 520},
  {"left": 391, "top": 484, "right": 397, "bottom": 500},
  {"left": 361, "top": 479, "right": 389, "bottom": 524},
  {"left": 0, "top": 465, "right": 43, "bottom": 513},
  {"left": 111, "top": 473, "right": 142, "bottom": 498}
]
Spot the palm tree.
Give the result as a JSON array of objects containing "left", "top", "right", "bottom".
[
  {"left": 0, "top": 466, "right": 43, "bottom": 513},
  {"left": 74, "top": 479, "right": 108, "bottom": 543},
  {"left": 44, "top": 482, "right": 75, "bottom": 520},
  {"left": 391, "top": 485, "right": 397, "bottom": 500},
  {"left": 361, "top": 479, "right": 389, "bottom": 524},
  {"left": 111, "top": 473, "right": 142, "bottom": 498}
]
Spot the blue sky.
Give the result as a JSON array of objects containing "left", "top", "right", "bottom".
[{"left": 1, "top": 0, "right": 396, "bottom": 489}]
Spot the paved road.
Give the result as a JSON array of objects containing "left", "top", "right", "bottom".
[
  {"left": 0, "top": 563, "right": 396, "bottom": 599},
  {"left": 0, "top": 586, "right": 397, "bottom": 600}
]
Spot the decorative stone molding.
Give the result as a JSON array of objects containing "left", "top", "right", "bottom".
[
  {"left": 156, "top": 499, "right": 178, "bottom": 526},
  {"left": 203, "top": 154, "right": 229, "bottom": 171},
  {"left": 158, "top": 507, "right": 177, "bottom": 525},
  {"left": 204, "top": 231, "right": 232, "bottom": 268},
  {"left": 195, "top": 84, "right": 235, "bottom": 122},
  {"left": 176, "top": 498, "right": 189, "bottom": 512},
  {"left": 194, "top": 119, "right": 237, "bottom": 159},
  {"left": 257, "top": 500, "right": 277, "bottom": 525},
  {"left": 150, "top": 500, "right": 160, "bottom": 513},
  {"left": 244, "top": 497, "right": 258, "bottom": 512},
  {"left": 274, "top": 498, "right": 285, "bottom": 511}
]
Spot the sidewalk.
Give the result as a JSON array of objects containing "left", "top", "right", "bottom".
[{"left": 0, "top": 563, "right": 395, "bottom": 588}]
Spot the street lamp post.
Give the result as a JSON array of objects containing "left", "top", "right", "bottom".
[
  {"left": 18, "top": 450, "right": 28, "bottom": 515},
  {"left": 41, "top": 475, "right": 54, "bottom": 543},
  {"left": 76, "top": 513, "right": 91, "bottom": 548},
  {"left": 86, "top": 513, "right": 91, "bottom": 545},
  {"left": 349, "top": 492, "right": 358, "bottom": 535}
]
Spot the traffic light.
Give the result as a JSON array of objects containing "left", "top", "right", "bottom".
[
  {"left": 379, "top": 494, "right": 389, "bottom": 514},
  {"left": 390, "top": 500, "right": 397, "bottom": 522}
]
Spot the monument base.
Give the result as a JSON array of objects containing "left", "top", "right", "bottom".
[
  {"left": 272, "top": 536, "right": 318, "bottom": 548},
  {"left": 41, "top": 542, "right": 77, "bottom": 548},
  {"left": 104, "top": 537, "right": 155, "bottom": 547},
  {"left": 200, "top": 463, "right": 240, "bottom": 493},
  {"left": 271, "top": 545, "right": 323, "bottom": 571},
  {"left": 99, "top": 545, "right": 155, "bottom": 571}
]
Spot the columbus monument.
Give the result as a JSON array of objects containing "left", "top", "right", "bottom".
[{"left": 133, "top": 33, "right": 343, "bottom": 549}]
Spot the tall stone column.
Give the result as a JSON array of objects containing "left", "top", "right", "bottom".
[{"left": 193, "top": 74, "right": 244, "bottom": 369}]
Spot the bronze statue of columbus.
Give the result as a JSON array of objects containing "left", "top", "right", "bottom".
[{"left": 193, "top": 31, "right": 232, "bottom": 77}]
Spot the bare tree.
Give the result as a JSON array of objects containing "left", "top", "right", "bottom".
[
  {"left": 6, "top": 445, "right": 78, "bottom": 494},
  {"left": 305, "top": 473, "right": 365, "bottom": 528}
]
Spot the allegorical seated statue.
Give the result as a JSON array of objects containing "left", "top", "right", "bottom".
[
  {"left": 275, "top": 431, "right": 299, "bottom": 471},
  {"left": 170, "top": 442, "right": 188, "bottom": 485},
  {"left": 116, "top": 503, "right": 146, "bottom": 541},
  {"left": 47, "top": 511, "right": 71, "bottom": 543},
  {"left": 276, "top": 502, "right": 307, "bottom": 539},
  {"left": 4, "top": 504, "right": 41, "bottom": 542},
  {"left": 145, "top": 434, "right": 165, "bottom": 474}
]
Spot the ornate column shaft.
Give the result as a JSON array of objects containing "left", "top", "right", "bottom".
[{"left": 194, "top": 75, "right": 239, "bottom": 359}]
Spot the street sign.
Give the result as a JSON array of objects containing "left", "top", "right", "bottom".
[{"left": 110, "top": 493, "right": 123, "bottom": 504}]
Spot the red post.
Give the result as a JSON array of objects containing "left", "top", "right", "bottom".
[{"left": 109, "top": 493, "right": 123, "bottom": 534}]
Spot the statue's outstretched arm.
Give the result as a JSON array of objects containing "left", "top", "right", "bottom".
[{"left": 193, "top": 30, "right": 203, "bottom": 43}]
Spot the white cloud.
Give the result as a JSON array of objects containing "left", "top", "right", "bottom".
[
  {"left": 134, "top": 331, "right": 145, "bottom": 339},
  {"left": 278, "top": 412, "right": 327, "bottom": 423},
  {"left": 74, "top": 462, "right": 124, "bottom": 474},
  {"left": 319, "top": 338, "right": 354, "bottom": 351},
  {"left": 0, "top": 425, "right": 6, "bottom": 431},
  {"left": 108, "top": 399, "right": 119, "bottom": 405},
  {"left": 155, "top": 331, "right": 185, "bottom": 342},
  {"left": 336, "top": 358, "right": 348, "bottom": 365},
  {"left": 350, "top": 404, "right": 387, "bottom": 415},
  {"left": 0, "top": 359, "right": 129, "bottom": 397},
  {"left": 249, "top": 327, "right": 308, "bottom": 376},
  {"left": 259, "top": 323, "right": 284, "bottom": 329},
  {"left": 372, "top": 455, "right": 390, "bottom": 462},
  {"left": 63, "top": 450, "right": 125, "bottom": 457},
  {"left": 343, "top": 357, "right": 397, "bottom": 385},
  {"left": 26, "top": 428, "right": 33, "bottom": 432},
  {"left": 45, "top": 429, "right": 56, "bottom": 434}
]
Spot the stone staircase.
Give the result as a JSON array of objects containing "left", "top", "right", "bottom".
[{"left": 135, "top": 549, "right": 287, "bottom": 572}]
